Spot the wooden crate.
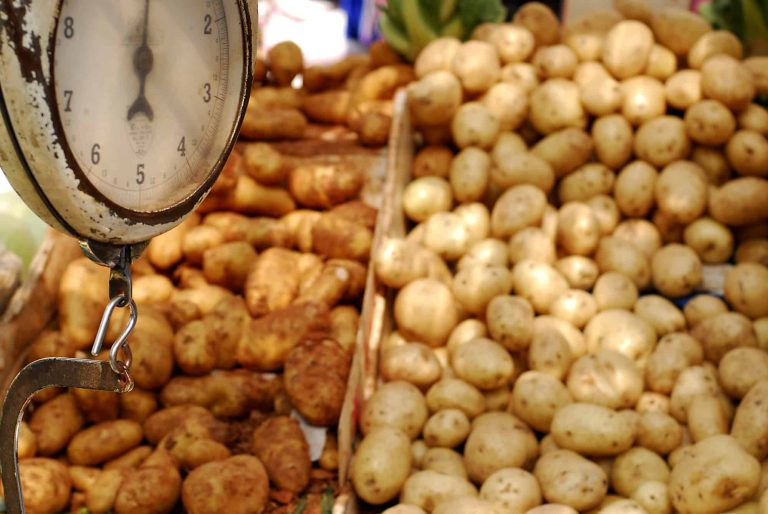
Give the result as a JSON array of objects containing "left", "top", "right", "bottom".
[{"left": 334, "top": 89, "right": 413, "bottom": 513}]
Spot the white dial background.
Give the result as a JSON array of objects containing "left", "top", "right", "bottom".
[{"left": 53, "top": 0, "right": 241, "bottom": 213}]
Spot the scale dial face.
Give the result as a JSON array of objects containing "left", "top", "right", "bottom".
[{"left": 53, "top": 0, "right": 244, "bottom": 215}]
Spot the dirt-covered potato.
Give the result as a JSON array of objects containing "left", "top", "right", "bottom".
[
  {"left": 115, "top": 464, "right": 181, "bottom": 514},
  {"left": 512, "top": 371, "right": 572, "bottom": 433},
  {"left": 251, "top": 416, "right": 310, "bottom": 493},
  {"left": 352, "top": 426, "right": 413, "bottom": 505},
  {"left": 669, "top": 435, "right": 760, "bottom": 514},
  {"left": 361, "top": 381, "right": 428, "bottom": 439},
  {"left": 534, "top": 450, "right": 608, "bottom": 511},
  {"left": 29, "top": 393, "right": 84, "bottom": 456},
  {"left": 529, "top": 79, "right": 586, "bottom": 134},
  {"left": 700, "top": 54, "right": 755, "bottom": 112},
  {"left": 182, "top": 455, "right": 269, "bottom": 514},
  {"left": 67, "top": 420, "right": 143, "bottom": 467},
  {"left": 464, "top": 412, "right": 538, "bottom": 483},
  {"left": 18, "top": 458, "right": 71, "bottom": 514}
]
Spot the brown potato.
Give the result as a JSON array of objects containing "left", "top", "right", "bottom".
[
  {"left": 244, "top": 248, "right": 301, "bottom": 317},
  {"left": 114, "top": 465, "right": 181, "bottom": 514},
  {"left": 71, "top": 388, "right": 119, "bottom": 423},
  {"left": 205, "top": 295, "right": 251, "bottom": 370},
  {"left": 127, "top": 309, "right": 174, "bottom": 389},
  {"left": 237, "top": 301, "right": 330, "bottom": 370},
  {"left": 202, "top": 241, "right": 258, "bottom": 293},
  {"left": 29, "top": 393, "right": 84, "bottom": 456},
  {"left": 650, "top": 8, "right": 711, "bottom": 56},
  {"left": 284, "top": 338, "right": 350, "bottom": 426},
  {"left": 691, "top": 312, "right": 758, "bottom": 363},
  {"left": 142, "top": 405, "right": 221, "bottom": 445},
  {"left": 67, "top": 420, "right": 143, "bottom": 466},
  {"left": 252, "top": 416, "right": 311, "bottom": 493},
  {"left": 413, "top": 145, "right": 453, "bottom": 178},
  {"left": 86, "top": 468, "right": 127, "bottom": 514},
  {"left": 709, "top": 177, "right": 768, "bottom": 226},
  {"left": 182, "top": 455, "right": 269, "bottom": 514},
  {"left": 289, "top": 163, "right": 364, "bottom": 209},
  {"left": 240, "top": 142, "right": 289, "bottom": 186},
  {"left": 173, "top": 320, "right": 216, "bottom": 376},
  {"left": 19, "top": 458, "right": 71, "bottom": 514},
  {"left": 103, "top": 446, "right": 153, "bottom": 471},
  {"left": 58, "top": 258, "right": 110, "bottom": 350},
  {"left": 513, "top": 2, "right": 560, "bottom": 46},
  {"left": 312, "top": 213, "right": 373, "bottom": 262},
  {"left": 215, "top": 175, "right": 296, "bottom": 217}
]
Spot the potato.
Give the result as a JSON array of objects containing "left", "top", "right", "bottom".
[
  {"left": 535, "top": 315, "right": 588, "bottom": 359},
  {"left": 489, "top": 24, "right": 536, "bottom": 64},
  {"left": 549, "top": 289, "right": 597, "bottom": 329},
  {"left": 500, "top": 63, "right": 539, "bottom": 94},
  {"left": 744, "top": 56, "right": 768, "bottom": 96},
  {"left": 415, "top": 37, "right": 461, "bottom": 78},
  {"left": 401, "top": 470, "right": 478, "bottom": 512},
  {"left": 685, "top": 99, "right": 737, "bottom": 147},
  {"left": 727, "top": 130, "right": 768, "bottom": 178},
  {"left": 527, "top": 326, "right": 574, "bottom": 380},
  {"left": 67, "top": 420, "right": 143, "bottom": 466},
  {"left": 666, "top": 71, "right": 702, "bottom": 115},
  {"left": 465, "top": 412, "right": 538, "bottom": 483},
  {"left": 556, "top": 202, "right": 600, "bottom": 256},
  {"left": 115, "top": 465, "right": 181, "bottom": 514},
  {"left": 426, "top": 378, "right": 486, "bottom": 419},
  {"left": 611, "top": 447, "right": 670, "bottom": 498},
  {"left": 592, "top": 272, "right": 638, "bottom": 311},
  {"left": 433, "top": 496, "right": 504, "bottom": 514},
  {"left": 691, "top": 147, "right": 732, "bottom": 187},
  {"left": 591, "top": 195, "right": 624, "bottom": 239},
  {"left": 710, "top": 177, "right": 768, "bottom": 226},
  {"left": 651, "top": 244, "right": 703, "bottom": 298},
  {"left": 403, "top": 177, "right": 453, "bottom": 222},
  {"left": 683, "top": 217, "right": 735, "bottom": 264},
  {"left": 19, "top": 458, "right": 72, "bottom": 514},
  {"left": 422, "top": 409, "right": 471, "bottom": 449},
  {"left": 491, "top": 152, "right": 555, "bottom": 194},
  {"left": 512, "top": 260, "right": 569, "bottom": 315},
  {"left": 558, "top": 163, "right": 614, "bottom": 203},
  {"left": 644, "top": 44, "right": 678, "bottom": 81},
  {"left": 669, "top": 435, "right": 760, "bottom": 514},
  {"left": 508, "top": 228, "right": 555, "bottom": 265},
  {"left": 584, "top": 309, "right": 657, "bottom": 366},
  {"left": 684, "top": 294, "right": 729, "bottom": 327},
  {"left": 182, "top": 455, "right": 268, "bottom": 514},
  {"left": 534, "top": 450, "right": 608, "bottom": 511},
  {"left": 552, "top": 257, "right": 597, "bottom": 292},
  {"left": 688, "top": 394, "right": 729, "bottom": 442},
  {"left": 551, "top": 403, "right": 636, "bottom": 457},
  {"left": 458, "top": 238, "right": 508, "bottom": 271},
  {"left": 621, "top": 76, "right": 666, "bottom": 126},
  {"left": 562, "top": 10, "right": 622, "bottom": 62},
  {"left": 353, "top": 426, "right": 413, "bottom": 505},
  {"left": 602, "top": 21, "right": 654, "bottom": 79},
  {"left": 635, "top": 296, "right": 686, "bottom": 337},
  {"left": 701, "top": 54, "right": 755, "bottom": 112},
  {"left": 531, "top": 127, "right": 593, "bottom": 178},
  {"left": 452, "top": 41, "right": 500, "bottom": 94},
  {"left": 361, "top": 381, "right": 427, "bottom": 441},
  {"left": 592, "top": 115, "right": 633, "bottom": 170},
  {"left": 250, "top": 417, "right": 310, "bottom": 493},
  {"left": 669, "top": 365, "right": 722, "bottom": 423},
  {"left": 449, "top": 338, "right": 513, "bottom": 391},
  {"left": 284, "top": 338, "right": 350, "bottom": 426},
  {"left": 688, "top": 30, "right": 743, "bottom": 69},
  {"left": 384, "top": 505, "right": 427, "bottom": 514},
  {"left": 381, "top": 343, "right": 442, "bottom": 390},
  {"left": 529, "top": 79, "right": 586, "bottom": 135},
  {"left": 692, "top": 311, "right": 758, "bottom": 364},
  {"left": 526, "top": 505, "right": 579, "bottom": 514},
  {"left": 634, "top": 116, "right": 691, "bottom": 169},
  {"left": 718, "top": 348, "right": 768, "bottom": 400},
  {"left": 567, "top": 350, "right": 643, "bottom": 410},
  {"left": 636, "top": 411, "right": 683, "bottom": 455},
  {"left": 533, "top": 45, "right": 577, "bottom": 80},
  {"left": 595, "top": 237, "right": 651, "bottom": 289},
  {"left": 481, "top": 82, "right": 529, "bottom": 132},
  {"left": 651, "top": 8, "right": 712, "bottom": 56},
  {"left": 453, "top": 264, "right": 512, "bottom": 315},
  {"left": 481, "top": 468, "right": 542, "bottom": 514},
  {"left": 491, "top": 184, "right": 548, "bottom": 239},
  {"left": 408, "top": 71, "right": 463, "bottom": 128},
  {"left": 395, "top": 278, "right": 458, "bottom": 347},
  {"left": 729, "top": 380, "right": 768, "bottom": 460},
  {"left": 612, "top": 161, "right": 657, "bottom": 218},
  {"left": 449, "top": 148, "right": 490, "bottom": 204},
  {"left": 512, "top": 371, "right": 572, "bottom": 433},
  {"left": 455, "top": 203, "right": 491, "bottom": 246},
  {"left": 735, "top": 239, "right": 768, "bottom": 265},
  {"left": 738, "top": 104, "right": 768, "bottom": 134},
  {"left": 413, "top": 145, "right": 453, "bottom": 179},
  {"left": 581, "top": 73, "right": 623, "bottom": 118},
  {"left": 513, "top": 2, "right": 559, "bottom": 46},
  {"left": 29, "top": 393, "right": 85, "bottom": 456}
]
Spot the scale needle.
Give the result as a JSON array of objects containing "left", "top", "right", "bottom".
[{"left": 127, "top": 0, "right": 154, "bottom": 121}]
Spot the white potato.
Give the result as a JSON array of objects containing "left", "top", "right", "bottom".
[
  {"left": 527, "top": 325, "right": 574, "bottom": 380},
  {"left": 602, "top": 20, "right": 654, "bottom": 79},
  {"left": 651, "top": 244, "right": 703, "bottom": 298},
  {"left": 634, "top": 295, "right": 687, "bottom": 337},
  {"left": 452, "top": 41, "right": 500, "bottom": 94},
  {"left": 486, "top": 295, "right": 535, "bottom": 352},
  {"left": 509, "top": 227, "right": 556, "bottom": 265},
  {"left": 464, "top": 412, "right": 538, "bottom": 483},
  {"left": 481, "top": 82, "right": 529, "bottom": 132},
  {"left": 403, "top": 177, "right": 453, "bottom": 223},
  {"left": 592, "top": 272, "right": 639, "bottom": 311},
  {"left": 549, "top": 289, "right": 597, "bottom": 329},
  {"left": 352, "top": 427, "right": 412, "bottom": 504},
  {"left": 558, "top": 164, "right": 615, "bottom": 203},
  {"left": 490, "top": 24, "right": 536, "bottom": 64},
  {"left": 422, "top": 212, "right": 471, "bottom": 261},
  {"left": 500, "top": 63, "right": 539, "bottom": 94},
  {"left": 530, "top": 127, "right": 593, "bottom": 178},
  {"left": 423, "top": 409, "right": 471, "bottom": 449},
  {"left": 401, "top": 470, "right": 478, "bottom": 512},
  {"left": 481, "top": 468, "right": 542, "bottom": 514},
  {"left": 533, "top": 45, "right": 578, "bottom": 79},
  {"left": 512, "top": 260, "right": 569, "bottom": 314},
  {"left": 555, "top": 256, "right": 599, "bottom": 290},
  {"left": 452, "top": 265, "right": 512, "bottom": 315},
  {"left": 457, "top": 238, "right": 508, "bottom": 271},
  {"left": 491, "top": 185, "right": 548, "bottom": 239},
  {"left": 595, "top": 236, "right": 651, "bottom": 290},
  {"left": 592, "top": 114, "right": 634, "bottom": 170},
  {"left": 612, "top": 219, "right": 662, "bottom": 259},
  {"left": 556, "top": 203, "right": 600, "bottom": 256},
  {"left": 611, "top": 447, "right": 670, "bottom": 497},
  {"left": 665, "top": 70, "right": 702, "bottom": 110},
  {"left": 449, "top": 148, "right": 490, "bottom": 204},
  {"left": 567, "top": 349, "right": 644, "bottom": 409},
  {"left": 451, "top": 338, "right": 514, "bottom": 391},
  {"left": 415, "top": 37, "right": 462, "bottom": 78},
  {"left": 584, "top": 309, "right": 657, "bottom": 366},
  {"left": 512, "top": 371, "right": 572, "bottom": 433},
  {"left": 395, "top": 278, "right": 459, "bottom": 347},
  {"left": 636, "top": 411, "right": 683, "bottom": 455},
  {"left": 529, "top": 79, "right": 587, "bottom": 135},
  {"left": 621, "top": 76, "right": 666, "bottom": 126},
  {"left": 551, "top": 403, "right": 637, "bottom": 457},
  {"left": 634, "top": 116, "right": 691, "bottom": 168},
  {"left": 426, "top": 379, "right": 486, "bottom": 419},
  {"left": 683, "top": 217, "right": 735, "bottom": 264},
  {"left": 381, "top": 343, "right": 443, "bottom": 390},
  {"left": 534, "top": 450, "right": 608, "bottom": 511},
  {"left": 614, "top": 161, "right": 658, "bottom": 218},
  {"left": 361, "top": 381, "right": 428, "bottom": 439},
  {"left": 451, "top": 102, "right": 500, "bottom": 150}
]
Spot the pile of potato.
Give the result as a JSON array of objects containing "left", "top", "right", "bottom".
[
  {"left": 352, "top": 2, "right": 768, "bottom": 514},
  {"left": 3, "top": 77, "right": 382, "bottom": 512},
  {"left": 241, "top": 40, "right": 413, "bottom": 146}
]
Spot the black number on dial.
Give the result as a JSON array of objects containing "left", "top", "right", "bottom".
[
  {"left": 91, "top": 144, "right": 100, "bottom": 165},
  {"left": 63, "top": 90, "right": 73, "bottom": 112},
  {"left": 136, "top": 163, "right": 145, "bottom": 185},
  {"left": 63, "top": 17, "right": 74, "bottom": 38},
  {"left": 204, "top": 14, "right": 212, "bottom": 35},
  {"left": 203, "top": 83, "right": 211, "bottom": 103}
]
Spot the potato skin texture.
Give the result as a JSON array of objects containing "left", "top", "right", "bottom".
[
  {"left": 236, "top": 301, "right": 331, "bottom": 371},
  {"left": 67, "top": 420, "right": 144, "bottom": 466},
  {"left": 252, "top": 416, "right": 311, "bottom": 493},
  {"left": 18, "top": 458, "right": 72, "bottom": 514},
  {"left": 182, "top": 455, "right": 269, "bottom": 514},
  {"left": 114, "top": 465, "right": 181, "bottom": 514},
  {"left": 29, "top": 393, "right": 85, "bottom": 456},
  {"left": 284, "top": 338, "right": 351, "bottom": 426}
]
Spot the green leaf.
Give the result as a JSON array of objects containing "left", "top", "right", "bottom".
[
  {"left": 457, "top": 0, "right": 506, "bottom": 37},
  {"left": 400, "top": 0, "right": 439, "bottom": 51},
  {"left": 380, "top": 0, "right": 405, "bottom": 27},
  {"left": 440, "top": 14, "right": 466, "bottom": 38},
  {"left": 743, "top": 0, "right": 768, "bottom": 44},
  {"left": 321, "top": 488, "right": 335, "bottom": 514},
  {"left": 292, "top": 498, "right": 307, "bottom": 514},
  {"left": 379, "top": 13, "right": 418, "bottom": 59},
  {"left": 439, "top": 0, "right": 459, "bottom": 23}
]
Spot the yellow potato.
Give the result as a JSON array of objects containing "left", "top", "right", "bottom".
[
  {"left": 534, "top": 450, "right": 608, "bottom": 511},
  {"left": 464, "top": 412, "right": 538, "bottom": 483},
  {"left": 352, "top": 427, "right": 413, "bottom": 505},
  {"left": 601, "top": 20, "right": 654, "bottom": 79}
]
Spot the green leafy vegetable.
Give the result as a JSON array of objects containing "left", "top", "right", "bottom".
[
  {"left": 378, "top": 0, "right": 507, "bottom": 61},
  {"left": 699, "top": 0, "right": 768, "bottom": 54}
]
